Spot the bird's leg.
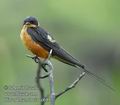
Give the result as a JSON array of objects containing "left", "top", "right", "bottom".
[
  {"left": 39, "top": 49, "right": 53, "bottom": 79},
  {"left": 26, "top": 54, "right": 40, "bottom": 63},
  {"left": 26, "top": 49, "right": 53, "bottom": 78},
  {"left": 32, "top": 55, "right": 39, "bottom": 63},
  {"left": 41, "top": 49, "right": 53, "bottom": 73}
]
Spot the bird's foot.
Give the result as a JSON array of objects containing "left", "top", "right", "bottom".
[{"left": 26, "top": 54, "right": 39, "bottom": 63}]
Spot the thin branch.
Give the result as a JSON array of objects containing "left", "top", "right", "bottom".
[
  {"left": 26, "top": 55, "right": 46, "bottom": 105},
  {"left": 42, "top": 71, "right": 85, "bottom": 101},
  {"left": 55, "top": 72, "right": 85, "bottom": 99},
  {"left": 46, "top": 60, "right": 55, "bottom": 105},
  {"left": 26, "top": 53, "right": 86, "bottom": 105},
  {"left": 36, "top": 60, "right": 45, "bottom": 105},
  {"left": 42, "top": 49, "right": 55, "bottom": 105},
  {"left": 39, "top": 73, "right": 50, "bottom": 79},
  {"left": 26, "top": 49, "right": 55, "bottom": 105}
]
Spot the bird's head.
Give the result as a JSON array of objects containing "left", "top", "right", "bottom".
[{"left": 23, "top": 16, "right": 39, "bottom": 27}]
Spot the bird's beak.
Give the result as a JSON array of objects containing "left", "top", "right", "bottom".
[
  {"left": 25, "top": 22, "right": 31, "bottom": 25},
  {"left": 24, "top": 22, "right": 36, "bottom": 28}
]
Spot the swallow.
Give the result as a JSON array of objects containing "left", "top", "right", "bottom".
[{"left": 20, "top": 16, "right": 114, "bottom": 90}]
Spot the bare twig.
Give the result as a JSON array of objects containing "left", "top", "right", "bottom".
[
  {"left": 42, "top": 71, "right": 85, "bottom": 101},
  {"left": 26, "top": 53, "right": 85, "bottom": 105},
  {"left": 55, "top": 72, "right": 85, "bottom": 99},
  {"left": 36, "top": 59, "right": 45, "bottom": 105},
  {"left": 43, "top": 49, "right": 55, "bottom": 105},
  {"left": 46, "top": 60, "right": 55, "bottom": 105},
  {"left": 39, "top": 73, "right": 50, "bottom": 79},
  {"left": 26, "top": 49, "right": 56, "bottom": 105},
  {"left": 26, "top": 55, "right": 45, "bottom": 105}
]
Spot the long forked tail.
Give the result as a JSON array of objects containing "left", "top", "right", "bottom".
[
  {"left": 53, "top": 47, "right": 115, "bottom": 91},
  {"left": 76, "top": 64, "right": 115, "bottom": 91}
]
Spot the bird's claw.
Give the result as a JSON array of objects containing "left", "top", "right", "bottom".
[
  {"left": 32, "top": 56, "right": 39, "bottom": 63},
  {"left": 26, "top": 54, "right": 39, "bottom": 63}
]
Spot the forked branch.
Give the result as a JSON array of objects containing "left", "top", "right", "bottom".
[{"left": 26, "top": 54, "right": 85, "bottom": 105}]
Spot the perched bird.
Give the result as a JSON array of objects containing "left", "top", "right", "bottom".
[{"left": 20, "top": 16, "right": 113, "bottom": 90}]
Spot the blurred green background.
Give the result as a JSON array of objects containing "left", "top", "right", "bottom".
[{"left": 0, "top": 0, "right": 120, "bottom": 105}]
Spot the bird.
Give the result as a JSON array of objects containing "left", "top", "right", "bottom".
[{"left": 20, "top": 16, "right": 114, "bottom": 90}]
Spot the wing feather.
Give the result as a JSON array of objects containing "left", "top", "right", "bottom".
[{"left": 27, "top": 26, "right": 83, "bottom": 67}]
